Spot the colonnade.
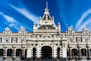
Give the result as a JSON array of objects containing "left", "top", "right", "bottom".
[
  {"left": 67, "top": 47, "right": 91, "bottom": 60},
  {"left": 0, "top": 46, "right": 67, "bottom": 61},
  {"left": 0, "top": 48, "right": 27, "bottom": 60}
]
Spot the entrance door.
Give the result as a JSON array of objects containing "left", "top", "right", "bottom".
[{"left": 41, "top": 46, "right": 52, "bottom": 59}]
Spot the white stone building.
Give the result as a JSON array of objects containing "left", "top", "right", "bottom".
[{"left": 0, "top": 2, "right": 91, "bottom": 61}]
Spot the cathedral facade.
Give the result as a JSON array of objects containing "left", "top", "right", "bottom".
[{"left": 0, "top": 3, "right": 91, "bottom": 61}]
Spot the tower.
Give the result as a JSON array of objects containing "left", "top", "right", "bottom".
[{"left": 33, "top": 1, "right": 60, "bottom": 33}]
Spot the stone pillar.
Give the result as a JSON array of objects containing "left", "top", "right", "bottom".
[
  {"left": 52, "top": 46, "right": 57, "bottom": 61},
  {"left": 89, "top": 48, "right": 90, "bottom": 59},
  {"left": 26, "top": 48, "right": 32, "bottom": 61},
  {"left": 60, "top": 48, "right": 62, "bottom": 58},
  {"left": 12, "top": 48, "right": 16, "bottom": 60},
  {"left": 78, "top": 48, "right": 81, "bottom": 60},
  {"left": 69, "top": 48, "right": 72, "bottom": 60},
  {"left": 36, "top": 46, "right": 41, "bottom": 60},
  {"left": 21, "top": 48, "right": 25, "bottom": 60},
  {"left": 87, "top": 48, "right": 90, "bottom": 60},
  {"left": 79, "top": 48, "right": 81, "bottom": 60},
  {"left": 3, "top": 48, "right": 7, "bottom": 59},
  {"left": 62, "top": 47, "right": 67, "bottom": 61},
  {"left": 59, "top": 47, "right": 67, "bottom": 61}
]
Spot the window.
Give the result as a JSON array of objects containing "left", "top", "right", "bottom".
[
  {"left": 16, "top": 38, "right": 18, "bottom": 43},
  {"left": 21, "top": 39, "right": 24, "bottom": 43},
  {"left": 11, "top": 38, "right": 13, "bottom": 43},
  {"left": 0, "top": 38, "right": 2, "bottom": 43},
  {"left": 11, "top": 37, "right": 18, "bottom": 43},
  {"left": 76, "top": 37, "right": 82, "bottom": 42}
]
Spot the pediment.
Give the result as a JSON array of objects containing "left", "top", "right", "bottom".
[{"left": 38, "top": 25, "right": 56, "bottom": 30}]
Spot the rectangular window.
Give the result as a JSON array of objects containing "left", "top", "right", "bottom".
[
  {"left": 76, "top": 37, "right": 82, "bottom": 42},
  {"left": 11, "top": 38, "right": 13, "bottom": 43},
  {"left": 0, "top": 38, "right": 2, "bottom": 43},
  {"left": 16, "top": 38, "right": 18, "bottom": 43}
]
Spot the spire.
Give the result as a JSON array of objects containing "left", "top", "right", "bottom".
[
  {"left": 58, "top": 22, "right": 61, "bottom": 32},
  {"left": 41, "top": 1, "right": 52, "bottom": 21},
  {"left": 44, "top": 1, "right": 49, "bottom": 15},
  {"left": 46, "top": 1, "right": 48, "bottom": 9}
]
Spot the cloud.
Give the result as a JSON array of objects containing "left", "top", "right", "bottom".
[
  {"left": 78, "top": 18, "right": 91, "bottom": 31},
  {"left": 75, "top": 9, "right": 91, "bottom": 30},
  {"left": 9, "top": 4, "right": 39, "bottom": 24},
  {"left": 0, "top": 12, "right": 15, "bottom": 23},
  {"left": 9, "top": 23, "right": 19, "bottom": 31},
  {"left": 0, "top": 12, "right": 20, "bottom": 30},
  {"left": 4, "top": 15, "right": 15, "bottom": 23},
  {"left": 9, "top": 23, "right": 15, "bottom": 27}
]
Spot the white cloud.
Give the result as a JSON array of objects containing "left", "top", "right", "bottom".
[
  {"left": 10, "top": 4, "right": 39, "bottom": 24},
  {"left": 0, "top": 12, "right": 19, "bottom": 30},
  {"left": 9, "top": 23, "right": 16, "bottom": 27},
  {"left": 4, "top": 15, "right": 15, "bottom": 23},
  {"left": 0, "top": 12, "right": 15, "bottom": 23},
  {"left": 9, "top": 23, "right": 19, "bottom": 31},
  {"left": 78, "top": 18, "right": 91, "bottom": 31},
  {"left": 75, "top": 9, "right": 91, "bottom": 30}
]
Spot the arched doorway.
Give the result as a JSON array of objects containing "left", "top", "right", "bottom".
[
  {"left": 16, "top": 49, "right": 22, "bottom": 57},
  {"left": 7, "top": 49, "right": 12, "bottom": 56},
  {"left": 67, "top": 48, "right": 70, "bottom": 60},
  {"left": 0, "top": 49, "right": 3, "bottom": 56},
  {"left": 72, "top": 49, "right": 78, "bottom": 56},
  {"left": 81, "top": 49, "right": 86, "bottom": 56},
  {"left": 57, "top": 47, "right": 60, "bottom": 59},
  {"left": 41, "top": 46, "right": 52, "bottom": 59},
  {"left": 33, "top": 48, "right": 36, "bottom": 60},
  {"left": 72, "top": 49, "right": 78, "bottom": 59}
]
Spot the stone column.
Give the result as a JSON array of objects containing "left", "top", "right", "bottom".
[
  {"left": 59, "top": 47, "right": 67, "bottom": 61},
  {"left": 89, "top": 48, "right": 90, "bottom": 59},
  {"left": 52, "top": 45, "right": 57, "bottom": 61},
  {"left": 3, "top": 48, "right": 7, "bottom": 59},
  {"left": 12, "top": 48, "right": 16, "bottom": 59},
  {"left": 36, "top": 46, "right": 41, "bottom": 60},
  {"left": 79, "top": 48, "right": 82, "bottom": 59},
  {"left": 78, "top": 48, "right": 81, "bottom": 60},
  {"left": 87, "top": 48, "right": 90, "bottom": 60},
  {"left": 63, "top": 47, "right": 67, "bottom": 59},
  {"left": 53, "top": 46, "right": 57, "bottom": 58},
  {"left": 60, "top": 48, "right": 62, "bottom": 58},
  {"left": 21, "top": 48, "right": 25, "bottom": 60},
  {"left": 69, "top": 48, "right": 72, "bottom": 60},
  {"left": 26, "top": 48, "right": 32, "bottom": 61}
]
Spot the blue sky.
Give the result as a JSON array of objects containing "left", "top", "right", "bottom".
[{"left": 0, "top": 0, "right": 91, "bottom": 32}]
